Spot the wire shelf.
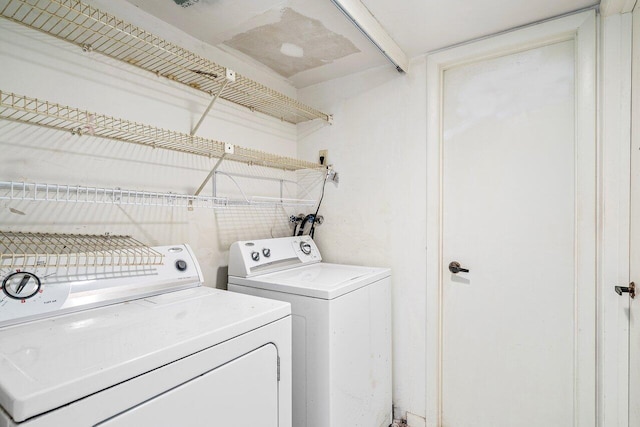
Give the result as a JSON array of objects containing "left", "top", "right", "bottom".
[
  {"left": 0, "top": 90, "right": 323, "bottom": 171},
  {"left": 0, "top": 181, "right": 230, "bottom": 208},
  {"left": 0, "top": 0, "right": 331, "bottom": 124},
  {"left": 0, "top": 181, "right": 318, "bottom": 209},
  {"left": 0, "top": 231, "right": 164, "bottom": 269}
]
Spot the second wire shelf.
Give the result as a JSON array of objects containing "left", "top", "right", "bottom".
[{"left": 0, "top": 90, "right": 324, "bottom": 171}]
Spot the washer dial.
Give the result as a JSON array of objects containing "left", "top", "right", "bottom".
[
  {"left": 300, "top": 241, "right": 312, "bottom": 255},
  {"left": 3, "top": 272, "right": 41, "bottom": 300}
]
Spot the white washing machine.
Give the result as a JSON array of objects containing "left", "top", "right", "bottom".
[
  {"left": 0, "top": 233, "right": 291, "bottom": 427},
  {"left": 228, "top": 236, "right": 391, "bottom": 427}
]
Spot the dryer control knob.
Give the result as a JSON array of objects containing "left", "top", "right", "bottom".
[
  {"left": 262, "top": 248, "right": 271, "bottom": 258},
  {"left": 3, "top": 272, "right": 41, "bottom": 300},
  {"left": 251, "top": 251, "right": 260, "bottom": 262},
  {"left": 175, "top": 260, "right": 188, "bottom": 271}
]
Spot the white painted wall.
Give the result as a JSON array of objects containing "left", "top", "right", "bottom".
[
  {"left": 0, "top": 0, "right": 306, "bottom": 288},
  {"left": 297, "top": 58, "right": 428, "bottom": 420}
]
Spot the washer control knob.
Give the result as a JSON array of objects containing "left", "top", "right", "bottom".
[
  {"left": 262, "top": 248, "right": 271, "bottom": 258},
  {"left": 175, "top": 260, "right": 188, "bottom": 271},
  {"left": 3, "top": 272, "right": 41, "bottom": 300},
  {"left": 300, "top": 241, "right": 312, "bottom": 255},
  {"left": 251, "top": 251, "right": 260, "bottom": 262}
]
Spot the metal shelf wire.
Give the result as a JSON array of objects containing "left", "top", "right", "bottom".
[
  {"left": 0, "top": 231, "right": 164, "bottom": 269},
  {"left": 0, "top": 181, "right": 229, "bottom": 209},
  {"left": 0, "top": 90, "right": 323, "bottom": 171},
  {"left": 0, "top": 181, "right": 318, "bottom": 209},
  {"left": 0, "top": 0, "right": 332, "bottom": 124}
]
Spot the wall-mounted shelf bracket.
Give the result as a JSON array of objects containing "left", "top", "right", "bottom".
[
  {"left": 195, "top": 144, "right": 234, "bottom": 197},
  {"left": 195, "top": 155, "right": 226, "bottom": 197},
  {"left": 190, "top": 68, "right": 235, "bottom": 136}
]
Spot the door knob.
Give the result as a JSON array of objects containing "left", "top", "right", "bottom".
[
  {"left": 449, "top": 261, "right": 469, "bottom": 274},
  {"left": 614, "top": 282, "right": 635, "bottom": 299}
]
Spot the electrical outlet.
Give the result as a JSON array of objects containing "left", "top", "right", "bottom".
[{"left": 319, "top": 149, "right": 328, "bottom": 165}]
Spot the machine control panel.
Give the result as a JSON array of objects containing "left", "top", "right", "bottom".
[
  {"left": 228, "top": 236, "right": 322, "bottom": 278},
  {"left": 0, "top": 244, "right": 203, "bottom": 328},
  {"left": 0, "top": 269, "right": 72, "bottom": 324}
]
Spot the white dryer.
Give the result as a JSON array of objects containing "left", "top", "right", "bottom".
[
  {"left": 0, "top": 233, "right": 291, "bottom": 427},
  {"left": 228, "top": 236, "right": 391, "bottom": 427}
]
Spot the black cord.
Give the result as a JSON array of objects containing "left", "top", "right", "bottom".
[
  {"left": 297, "top": 215, "right": 311, "bottom": 236},
  {"left": 309, "top": 175, "right": 328, "bottom": 239}
]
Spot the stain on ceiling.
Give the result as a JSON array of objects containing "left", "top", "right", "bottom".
[
  {"left": 224, "top": 8, "right": 359, "bottom": 78},
  {"left": 123, "top": 0, "right": 385, "bottom": 87},
  {"left": 125, "top": 0, "right": 599, "bottom": 88}
]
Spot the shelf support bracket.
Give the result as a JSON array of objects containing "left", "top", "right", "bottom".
[
  {"left": 194, "top": 154, "right": 227, "bottom": 198},
  {"left": 188, "top": 154, "right": 227, "bottom": 211},
  {"left": 190, "top": 69, "right": 235, "bottom": 136}
]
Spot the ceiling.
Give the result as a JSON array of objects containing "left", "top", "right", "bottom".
[{"left": 125, "top": 0, "right": 599, "bottom": 88}]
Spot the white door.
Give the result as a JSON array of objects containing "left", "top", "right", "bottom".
[{"left": 426, "top": 11, "right": 597, "bottom": 427}]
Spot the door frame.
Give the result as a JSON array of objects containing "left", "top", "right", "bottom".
[
  {"left": 629, "top": 4, "right": 640, "bottom": 425},
  {"left": 601, "top": 11, "right": 633, "bottom": 427},
  {"left": 425, "top": 10, "right": 598, "bottom": 426}
]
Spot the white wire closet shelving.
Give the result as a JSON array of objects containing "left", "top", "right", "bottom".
[
  {"left": 0, "top": 0, "right": 331, "bottom": 125},
  {"left": 0, "top": 181, "right": 227, "bottom": 209},
  {"left": 0, "top": 181, "right": 318, "bottom": 209},
  {"left": 0, "top": 91, "right": 323, "bottom": 171},
  {"left": 0, "top": 231, "right": 164, "bottom": 269}
]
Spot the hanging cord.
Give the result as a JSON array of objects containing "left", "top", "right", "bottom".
[
  {"left": 296, "top": 214, "right": 312, "bottom": 236},
  {"left": 308, "top": 172, "right": 328, "bottom": 239}
]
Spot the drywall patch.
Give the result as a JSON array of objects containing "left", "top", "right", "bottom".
[{"left": 224, "top": 8, "right": 360, "bottom": 78}]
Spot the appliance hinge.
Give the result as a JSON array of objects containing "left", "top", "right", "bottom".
[{"left": 277, "top": 355, "right": 281, "bottom": 381}]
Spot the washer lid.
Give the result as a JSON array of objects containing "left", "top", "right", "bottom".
[
  {"left": 229, "top": 263, "right": 391, "bottom": 299},
  {"left": 0, "top": 287, "right": 290, "bottom": 423}
]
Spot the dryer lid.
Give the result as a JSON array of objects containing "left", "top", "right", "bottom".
[{"left": 229, "top": 263, "right": 391, "bottom": 299}]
